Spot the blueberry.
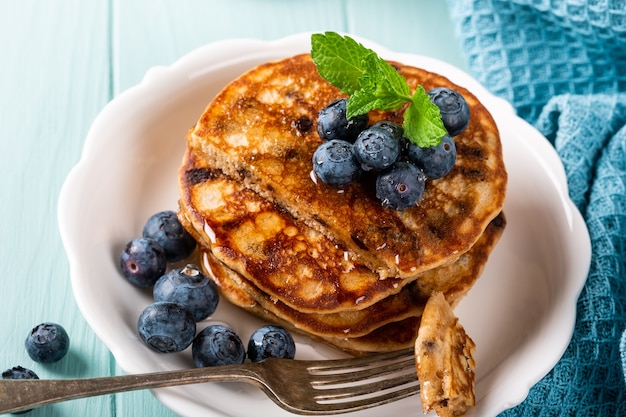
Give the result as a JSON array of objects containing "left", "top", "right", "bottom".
[
  {"left": 428, "top": 87, "right": 470, "bottom": 136},
  {"left": 143, "top": 211, "right": 196, "bottom": 262},
  {"left": 370, "top": 120, "right": 403, "bottom": 140},
  {"left": 120, "top": 237, "right": 167, "bottom": 287},
  {"left": 192, "top": 325, "right": 246, "bottom": 367},
  {"left": 25, "top": 322, "right": 70, "bottom": 363},
  {"left": 317, "top": 98, "right": 368, "bottom": 142},
  {"left": 375, "top": 162, "right": 426, "bottom": 210},
  {"left": 2, "top": 366, "right": 39, "bottom": 414},
  {"left": 354, "top": 126, "right": 401, "bottom": 171},
  {"left": 406, "top": 135, "right": 456, "bottom": 179},
  {"left": 153, "top": 264, "right": 219, "bottom": 322},
  {"left": 2, "top": 366, "right": 39, "bottom": 380},
  {"left": 247, "top": 325, "right": 296, "bottom": 362},
  {"left": 312, "top": 139, "right": 363, "bottom": 187},
  {"left": 137, "top": 302, "right": 196, "bottom": 353}
]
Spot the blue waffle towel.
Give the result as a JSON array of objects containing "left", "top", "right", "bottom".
[{"left": 446, "top": 1, "right": 626, "bottom": 415}]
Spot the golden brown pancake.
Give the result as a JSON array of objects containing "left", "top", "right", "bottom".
[
  {"left": 177, "top": 52, "right": 507, "bottom": 354},
  {"left": 185, "top": 53, "right": 507, "bottom": 280}
]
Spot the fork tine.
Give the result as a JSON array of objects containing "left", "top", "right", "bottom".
[
  {"left": 310, "top": 384, "right": 420, "bottom": 414},
  {"left": 309, "top": 352, "right": 415, "bottom": 386},
  {"left": 259, "top": 349, "right": 419, "bottom": 415},
  {"left": 306, "top": 348, "right": 414, "bottom": 372},
  {"left": 313, "top": 371, "right": 419, "bottom": 401},
  {"left": 297, "top": 348, "right": 419, "bottom": 414}
]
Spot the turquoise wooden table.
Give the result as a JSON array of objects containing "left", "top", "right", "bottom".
[{"left": 0, "top": 1, "right": 465, "bottom": 416}]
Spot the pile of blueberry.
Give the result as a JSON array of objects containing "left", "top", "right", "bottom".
[
  {"left": 120, "top": 211, "right": 296, "bottom": 366},
  {"left": 192, "top": 323, "right": 296, "bottom": 367},
  {"left": 136, "top": 264, "right": 220, "bottom": 354},
  {"left": 312, "top": 87, "right": 470, "bottom": 210},
  {"left": 120, "top": 210, "right": 197, "bottom": 287}
]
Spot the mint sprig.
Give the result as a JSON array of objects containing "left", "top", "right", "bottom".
[{"left": 311, "top": 32, "right": 447, "bottom": 148}]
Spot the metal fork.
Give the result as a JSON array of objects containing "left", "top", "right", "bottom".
[{"left": 0, "top": 348, "right": 418, "bottom": 415}]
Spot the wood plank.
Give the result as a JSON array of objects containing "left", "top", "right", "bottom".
[
  {"left": 112, "top": 0, "right": 464, "bottom": 97},
  {"left": 346, "top": 0, "right": 466, "bottom": 69},
  {"left": 0, "top": 0, "right": 115, "bottom": 415},
  {"left": 112, "top": 0, "right": 348, "bottom": 93}
]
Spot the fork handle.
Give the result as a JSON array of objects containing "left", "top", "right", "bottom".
[{"left": 0, "top": 364, "right": 263, "bottom": 414}]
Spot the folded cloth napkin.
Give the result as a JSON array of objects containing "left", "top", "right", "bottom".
[{"left": 446, "top": 1, "right": 626, "bottom": 415}]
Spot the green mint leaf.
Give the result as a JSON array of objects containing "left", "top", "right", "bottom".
[
  {"left": 403, "top": 86, "right": 448, "bottom": 148},
  {"left": 346, "top": 89, "right": 405, "bottom": 119},
  {"left": 345, "top": 89, "right": 380, "bottom": 117},
  {"left": 311, "top": 32, "right": 448, "bottom": 148},
  {"left": 359, "top": 52, "right": 411, "bottom": 99},
  {"left": 345, "top": 53, "right": 409, "bottom": 118},
  {"left": 310, "top": 32, "right": 373, "bottom": 95}
]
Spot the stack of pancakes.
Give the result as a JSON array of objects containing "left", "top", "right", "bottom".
[{"left": 177, "top": 54, "right": 507, "bottom": 355}]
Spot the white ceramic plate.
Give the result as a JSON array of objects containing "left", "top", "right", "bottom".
[{"left": 58, "top": 33, "right": 591, "bottom": 417}]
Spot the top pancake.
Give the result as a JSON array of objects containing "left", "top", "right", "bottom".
[{"left": 185, "top": 53, "right": 507, "bottom": 280}]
